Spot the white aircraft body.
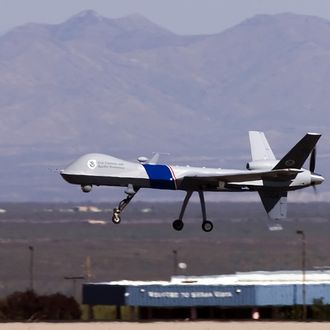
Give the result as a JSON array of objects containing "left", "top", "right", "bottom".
[{"left": 60, "top": 131, "right": 324, "bottom": 232}]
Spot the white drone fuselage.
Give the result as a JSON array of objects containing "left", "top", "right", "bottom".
[{"left": 60, "top": 153, "right": 323, "bottom": 193}]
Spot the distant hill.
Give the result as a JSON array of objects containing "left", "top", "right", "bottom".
[{"left": 0, "top": 10, "right": 328, "bottom": 201}]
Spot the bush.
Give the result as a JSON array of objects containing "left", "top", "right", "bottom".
[
  {"left": 312, "top": 298, "right": 330, "bottom": 321},
  {"left": 39, "top": 293, "right": 81, "bottom": 320},
  {"left": 1, "top": 290, "right": 41, "bottom": 321},
  {"left": 0, "top": 290, "right": 81, "bottom": 321}
]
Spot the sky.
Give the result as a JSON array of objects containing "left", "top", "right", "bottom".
[{"left": 2, "top": 0, "right": 330, "bottom": 35}]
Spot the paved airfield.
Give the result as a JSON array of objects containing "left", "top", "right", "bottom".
[{"left": 1, "top": 322, "right": 330, "bottom": 330}]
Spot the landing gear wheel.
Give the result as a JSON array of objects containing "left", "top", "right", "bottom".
[
  {"left": 172, "top": 219, "right": 184, "bottom": 231},
  {"left": 202, "top": 220, "right": 213, "bottom": 232},
  {"left": 112, "top": 208, "right": 121, "bottom": 224}
]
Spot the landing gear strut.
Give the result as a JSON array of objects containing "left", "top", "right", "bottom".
[
  {"left": 172, "top": 191, "right": 214, "bottom": 232},
  {"left": 112, "top": 185, "right": 139, "bottom": 224},
  {"left": 172, "top": 191, "right": 192, "bottom": 231},
  {"left": 198, "top": 191, "right": 214, "bottom": 233}
]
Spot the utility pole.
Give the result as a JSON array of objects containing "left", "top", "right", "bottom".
[
  {"left": 173, "top": 250, "right": 178, "bottom": 276},
  {"left": 296, "top": 230, "right": 307, "bottom": 321},
  {"left": 28, "top": 245, "right": 34, "bottom": 291},
  {"left": 84, "top": 256, "right": 93, "bottom": 280},
  {"left": 64, "top": 276, "right": 85, "bottom": 301}
]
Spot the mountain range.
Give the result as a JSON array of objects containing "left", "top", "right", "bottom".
[{"left": 0, "top": 10, "right": 329, "bottom": 202}]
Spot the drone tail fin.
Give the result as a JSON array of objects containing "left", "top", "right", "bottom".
[{"left": 249, "top": 131, "right": 276, "bottom": 161}]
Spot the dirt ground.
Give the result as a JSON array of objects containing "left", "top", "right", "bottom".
[{"left": 0, "top": 322, "right": 330, "bottom": 330}]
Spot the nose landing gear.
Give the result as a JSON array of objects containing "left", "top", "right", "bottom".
[
  {"left": 111, "top": 185, "right": 139, "bottom": 224},
  {"left": 112, "top": 208, "right": 121, "bottom": 224}
]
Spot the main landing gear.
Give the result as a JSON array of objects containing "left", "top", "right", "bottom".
[
  {"left": 172, "top": 191, "right": 214, "bottom": 232},
  {"left": 111, "top": 185, "right": 139, "bottom": 224}
]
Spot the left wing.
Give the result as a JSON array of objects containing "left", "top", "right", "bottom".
[{"left": 273, "top": 133, "right": 321, "bottom": 170}]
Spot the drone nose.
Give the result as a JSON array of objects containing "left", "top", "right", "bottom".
[{"left": 311, "top": 173, "right": 325, "bottom": 185}]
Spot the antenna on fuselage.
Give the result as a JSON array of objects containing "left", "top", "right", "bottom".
[
  {"left": 137, "top": 152, "right": 169, "bottom": 165},
  {"left": 137, "top": 156, "right": 149, "bottom": 164}
]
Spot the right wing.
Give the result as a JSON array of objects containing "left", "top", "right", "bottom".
[{"left": 181, "top": 168, "right": 301, "bottom": 190}]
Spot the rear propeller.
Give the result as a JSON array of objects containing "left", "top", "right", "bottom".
[
  {"left": 310, "top": 148, "right": 316, "bottom": 173},
  {"left": 309, "top": 148, "right": 319, "bottom": 194}
]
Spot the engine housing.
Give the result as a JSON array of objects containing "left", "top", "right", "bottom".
[{"left": 246, "top": 160, "right": 278, "bottom": 170}]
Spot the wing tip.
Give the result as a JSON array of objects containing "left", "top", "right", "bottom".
[{"left": 307, "top": 132, "right": 321, "bottom": 136}]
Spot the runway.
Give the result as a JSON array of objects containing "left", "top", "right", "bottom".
[{"left": 1, "top": 322, "right": 330, "bottom": 330}]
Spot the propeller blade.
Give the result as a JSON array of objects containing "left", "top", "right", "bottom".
[
  {"left": 313, "top": 185, "right": 317, "bottom": 195},
  {"left": 310, "top": 148, "right": 316, "bottom": 173}
]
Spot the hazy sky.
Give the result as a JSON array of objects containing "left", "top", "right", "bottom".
[{"left": 2, "top": 0, "right": 330, "bottom": 35}]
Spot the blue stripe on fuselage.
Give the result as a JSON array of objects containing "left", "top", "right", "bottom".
[{"left": 143, "top": 164, "right": 176, "bottom": 190}]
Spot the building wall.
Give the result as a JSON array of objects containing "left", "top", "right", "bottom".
[
  {"left": 256, "top": 285, "right": 296, "bottom": 306},
  {"left": 256, "top": 284, "right": 330, "bottom": 306},
  {"left": 126, "top": 285, "right": 255, "bottom": 307},
  {"left": 82, "top": 284, "right": 126, "bottom": 305},
  {"left": 82, "top": 283, "right": 330, "bottom": 307}
]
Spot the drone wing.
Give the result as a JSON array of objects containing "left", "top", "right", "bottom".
[{"left": 180, "top": 168, "right": 300, "bottom": 190}]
